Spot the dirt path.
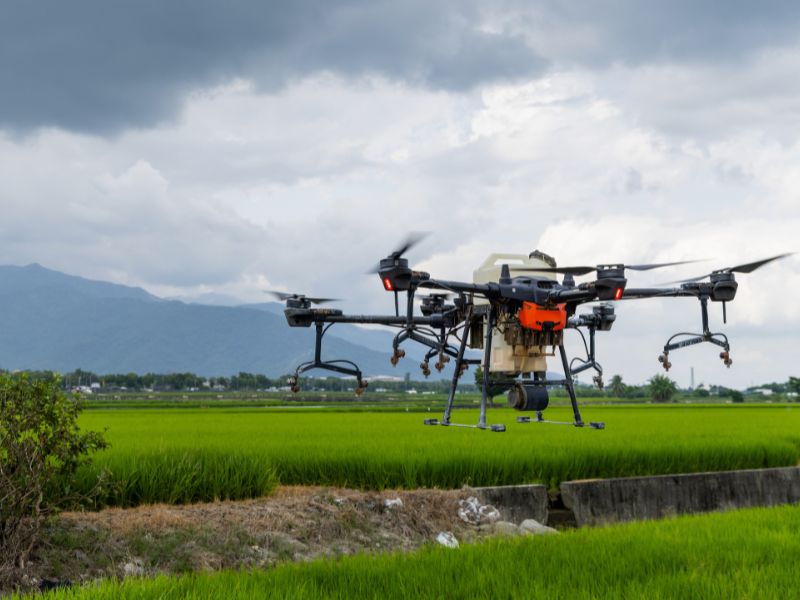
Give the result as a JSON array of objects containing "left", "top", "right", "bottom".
[{"left": 23, "top": 486, "right": 510, "bottom": 591}]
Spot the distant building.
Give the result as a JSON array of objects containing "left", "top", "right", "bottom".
[{"left": 369, "top": 375, "right": 405, "bottom": 382}]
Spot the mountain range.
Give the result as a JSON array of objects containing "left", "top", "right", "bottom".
[{"left": 0, "top": 264, "right": 433, "bottom": 378}]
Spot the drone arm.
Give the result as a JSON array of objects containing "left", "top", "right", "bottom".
[
  {"left": 620, "top": 287, "right": 696, "bottom": 300},
  {"left": 311, "top": 313, "right": 438, "bottom": 326},
  {"left": 418, "top": 279, "right": 496, "bottom": 297},
  {"left": 547, "top": 287, "right": 598, "bottom": 304}
]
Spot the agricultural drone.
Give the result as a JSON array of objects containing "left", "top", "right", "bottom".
[{"left": 272, "top": 236, "right": 791, "bottom": 431}]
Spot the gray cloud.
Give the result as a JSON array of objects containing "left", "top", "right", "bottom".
[
  {"left": 8, "top": 1, "right": 800, "bottom": 136},
  {"left": 505, "top": 0, "right": 800, "bottom": 66},
  {"left": 0, "top": 0, "right": 543, "bottom": 134}
]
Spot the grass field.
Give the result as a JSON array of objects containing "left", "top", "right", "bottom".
[
  {"left": 83, "top": 390, "right": 753, "bottom": 410},
  {"left": 23, "top": 504, "right": 800, "bottom": 599},
  {"left": 76, "top": 404, "right": 800, "bottom": 507}
]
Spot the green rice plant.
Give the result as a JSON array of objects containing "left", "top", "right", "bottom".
[
  {"left": 21, "top": 504, "right": 800, "bottom": 599},
  {"left": 77, "top": 449, "right": 278, "bottom": 508},
  {"left": 73, "top": 405, "right": 800, "bottom": 506}
]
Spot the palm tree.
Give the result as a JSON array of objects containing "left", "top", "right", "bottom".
[
  {"left": 608, "top": 374, "right": 627, "bottom": 398},
  {"left": 648, "top": 374, "right": 677, "bottom": 403}
]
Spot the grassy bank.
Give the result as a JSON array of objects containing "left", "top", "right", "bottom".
[{"left": 24, "top": 504, "right": 800, "bottom": 599}]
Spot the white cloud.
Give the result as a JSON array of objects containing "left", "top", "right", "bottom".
[{"left": 1, "top": 58, "right": 798, "bottom": 386}]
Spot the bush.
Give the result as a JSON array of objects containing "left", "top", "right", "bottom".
[{"left": 0, "top": 375, "right": 106, "bottom": 583}]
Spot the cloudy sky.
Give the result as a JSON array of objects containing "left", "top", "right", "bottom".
[{"left": 2, "top": 0, "right": 799, "bottom": 387}]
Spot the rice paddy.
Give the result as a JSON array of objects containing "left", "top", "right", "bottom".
[{"left": 76, "top": 404, "right": 800, "bottom": 507}]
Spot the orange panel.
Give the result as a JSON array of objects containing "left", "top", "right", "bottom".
[{"left": 519, "top": 302, "right": 567, "bottom": 331}]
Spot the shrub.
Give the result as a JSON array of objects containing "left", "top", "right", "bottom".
[{"left": 0, "top": 375, "right": 106, "bottom": 583}]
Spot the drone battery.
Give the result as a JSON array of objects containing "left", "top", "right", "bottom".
[
  {"left": 518, "top": 302, "right": 567, "bottom": 331},
  {"left": 507, "top": 382, "right": 550, "bottom": 412}
]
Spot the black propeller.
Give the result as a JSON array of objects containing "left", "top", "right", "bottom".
[
  {"left": 389, "top": 231, "right": 428, "bottom": 259},
  {"left": 664, "top": 253, "right": 794, "bottom": 285},
  {"left": 367, "top": 232, "right": 429, "bottom": 274},
  {"left": 515, "top": 259, "right": 701, "bottom": 276},
  {"left": 266, "top": 291, "right": 340, "bottom": 305}
]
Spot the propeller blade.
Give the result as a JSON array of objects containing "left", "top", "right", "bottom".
[
  {"left": 661, "top": 274, "right": 711, "bottom": 285},
  {"left": 266, "top": 290, "right": 294, "bottom": 301},
  {"left": 661, "top": 253, "right": 794, "bottom": 285},
  {"left": 729, "top": 252, "right": 794, "bottom": 274},
  {"left": 626, "top": 260, "right": 703, "bottom": 271},
  {"left": 515, "top": 265, "right": 596, "bottom": 275},
  {"left": 516, "top": 259, "right": 701, "bottom": 276},
  {"left": 265, "top": 291, "right": 340, "bottom": 305},
  {"left": 366, "top": 231, "right": 430, "bottom": 273},
  {"left": 391, "top": 231, "right": 429, "bottom": 258},
  {"left": 306, "top": 296, "right": 340, "bottom": 305}
]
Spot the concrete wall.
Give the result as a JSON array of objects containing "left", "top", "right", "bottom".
[
  {"left": 560, "top": 466, "right": 800, "bottom": 527},
  {"left": 475, "top": 484, "right": 549, "bottom": 524}
]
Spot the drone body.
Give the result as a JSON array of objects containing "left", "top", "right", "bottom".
[
  {"left": 471, "top": 252, "right": 561, "bottom": 376},
  {"left": 273, "top": 240, "right": 791, "bottom": 432}
]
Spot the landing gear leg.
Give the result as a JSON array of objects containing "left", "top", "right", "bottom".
[
  {"left": 479, "top": 308, "right": 505, "bottom": 432},
  {"left": 558, "top": 344, "right": 585, "bottom": 427},
  {"left": 442, "top": 306, "right": 473, "bottom": 426}
]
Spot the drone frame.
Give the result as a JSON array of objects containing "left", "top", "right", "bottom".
[{"left": 275, "top": 248, "right": 791, "bottom": 431}]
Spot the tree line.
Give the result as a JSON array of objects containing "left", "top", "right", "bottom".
[
  {"left": 0, "top": 368, "right": 476, "bottom": 393},
  {"left": 1, "top": 368, "right": 798, "bottom": 400}
]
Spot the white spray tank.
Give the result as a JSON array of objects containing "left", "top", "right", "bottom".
[{"left": 472, "top": 251, "right": 557, "bottom": 374}]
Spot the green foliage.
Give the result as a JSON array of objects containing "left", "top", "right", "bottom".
[
  {"left": 788, "top": 377, "right": 800, "bottom": 396},
  {"left": 1, "top": 368, "right": 477, "bottom": 394},
  {"left": 607, "top": 374, "right": 627, "bottom": 398},
  {"left": 18, "top": 504, "right": 800, "bottom": 599},
  {"left": 648, "top": 374, "right": 678, "bottom": 403},
  {"left": 730, "top": 390, "right": 745, "bottom": 403},
  {"left": 747, "top": 381, "right": 788, "bottom": 395},
  {"left": 76, "top": 449, "right": 278, "bottom": 508},
  {"left": 0, "top": 375, "right": 106, "bottom": 580},
  {"left": 472, "top": 366, "right": 512, "bottom": 399},
  {"left": 73, "top": 405, "right": 800, "bottom": 504}
]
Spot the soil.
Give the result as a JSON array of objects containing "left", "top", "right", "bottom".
[{"left": 17, "top": 486, "right": 508, "bottom": 592}]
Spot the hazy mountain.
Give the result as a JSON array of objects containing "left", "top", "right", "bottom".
[
  {"left": 166, "top": 292, "right": 246, "bottom": 306},
  {"left": 0, "top": 264, "right": 440, "bottom": 378},
  {"left": 242, "top": 302, "right": 428, "bottom": 360}
]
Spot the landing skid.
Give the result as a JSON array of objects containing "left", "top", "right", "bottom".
[
  {"left": 516, "top": 415, "right": 605, "bottom": 429},
  {"left": 424, "top": 418, "right": 506, "bottom": 432},
  {"left": 658, "top": 296, "right": 732, "bottom": 372}
]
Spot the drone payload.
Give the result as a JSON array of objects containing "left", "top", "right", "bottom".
[
  {"left": 272, "top": 236, "right": 792, "bottom": 432},
  {"left": 471, "top": 252, "right": 563, "bottom": 374}
]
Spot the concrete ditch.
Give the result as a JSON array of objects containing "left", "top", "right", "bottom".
[
  {"left": 474, "top": 484, "right": 549, "bottom": 525},
  {"left": 475, "top": 466, "right": 800, "bottom": 527}
]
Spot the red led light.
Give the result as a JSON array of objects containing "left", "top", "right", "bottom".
[
  {"left": 614, "top": 287, "right": 624, "bottom": 301},
  {"left": 383, "top": 277, "right": 394, "bottom": 291}
]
